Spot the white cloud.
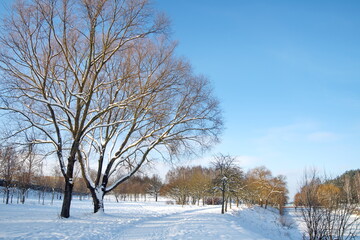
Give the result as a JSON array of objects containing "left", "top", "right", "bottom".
[
  {"left": 255, "top": 122, "right": 316, "bottom": 144},
  {"left": 236, "top": 155, "right": 262, "bottom": 168},
  {"left": 255, "top": 121, "right": 339, "bottom": 147},
  {"left": 307, "top": 131, "right": 339, "bottom": 142}
]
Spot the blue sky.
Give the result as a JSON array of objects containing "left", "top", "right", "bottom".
[{"left": 155, "top": 0, "right": 360, "bottom": 197}]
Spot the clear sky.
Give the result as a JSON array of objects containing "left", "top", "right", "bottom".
[{"left": 155, "top": 0, "right": 360, "bottom": 198}]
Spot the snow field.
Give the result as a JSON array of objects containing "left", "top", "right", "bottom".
[{"left": 1, "top": 197, "right": 303, "bottom": 239}]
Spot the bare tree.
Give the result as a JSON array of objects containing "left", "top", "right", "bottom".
[
  {"left": 49, "top": 167, "right": 64, "bottom": 201},
  {"left": 188, "top": 166, "right": 213, "bottom": 206},
  {"left": 162, "top": 167, "right": 192, "bottom": 206},
  {"left": 147, "top": 174, "right": 162, "bottom": 202},
  {"left": 297, "top": 169, "right": 360, "bottom": 240},
  {"left": 0, "top": 146, "right": 18, "bottom": 204},
  {"left": 0, "top": 0, "right": 172, "bottom": 217},
  {"left": 212, "top": 154, "right": 240, "bottom": 214},
  {"left": 297, "top": 169, "right": 326, "bottom": 240},
  {"left": 17, "top": 139, "right": 43, "bottom": 204},
  {"left": 162, "top": 166, "right": 216, "bottom": 206},
  {"left": 246, "top": 166, "right": 287, "bottom": 211},
  {"left": 344, "top": 175, "right": 352, "bottom": 204},
  {"left": 76, "top": 39, "right": 222, "bottom": 213}
]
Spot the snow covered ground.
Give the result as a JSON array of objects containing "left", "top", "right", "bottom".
[{"left": 0, "top": 196, "right": 305, "bottom": 240}]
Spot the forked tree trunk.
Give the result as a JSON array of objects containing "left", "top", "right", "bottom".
[{"left": 90, "top": 187, "right": 105, "bottom": 213}]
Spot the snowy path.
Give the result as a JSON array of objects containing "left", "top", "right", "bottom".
[{"left": 116, "top": 206, "right": 269, "bottom": 240}]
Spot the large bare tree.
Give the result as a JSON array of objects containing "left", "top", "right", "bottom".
[
  {"left": 0, "top": 0, "right": 222, "bottom": 217},
  {"left": 76, "top": 38, "right": 222, "bottom": 213}
]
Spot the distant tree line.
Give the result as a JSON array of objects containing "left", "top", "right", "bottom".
[
  {"left": 161, "top": 154, "right": 288, "bottom": 214},
  {"left": 112, "top": 174, "right": 163, "bottom": 202},
  {"left": 294, "top": 169, "right": 360, "bottom": 207},
  {"left": 328, "top": 169, "right": 360, "bottom": 204},
  {"left": 0, "top": 144, "right": 88, "bottom": 205},
  {"left": 0, "top": 143, "right": 164, "bottom": 204}
]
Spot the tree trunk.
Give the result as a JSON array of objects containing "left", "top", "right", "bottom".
[
  {"left": 279, "top": 203, "right": 284, "bottom": 215},
  {"left": 60, "top": 154, "right": 77, "bottom": 218},
  {"left": 51, "top": 189, "right": 55, "bottom": 205},
  {"left": 225, "top": 197, "right": 228, "bottom": 212},
  {"left": 92, "top": 196, "right": 104, "bottom": 213},
  {"left": 21, "top": 189, "right": 26, "bottom": 204},
  {"left": 155, "top": 194, "right": 158, "bottom": 202},
  {"left": 221, "top": 189, "right": 225, "bottom": 214},
  {"left": 61, "top": 180, "right": 74, "bottom": 218},
  {"left": 5, "top": 187, "right": 9, "bottom": 204},
  {"left": 42, "top": 190, "right": 45, "bottom": 205}
]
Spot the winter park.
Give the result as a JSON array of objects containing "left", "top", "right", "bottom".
[{"left": 0, "top": 0, "right": 360, "bottom": 239}]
